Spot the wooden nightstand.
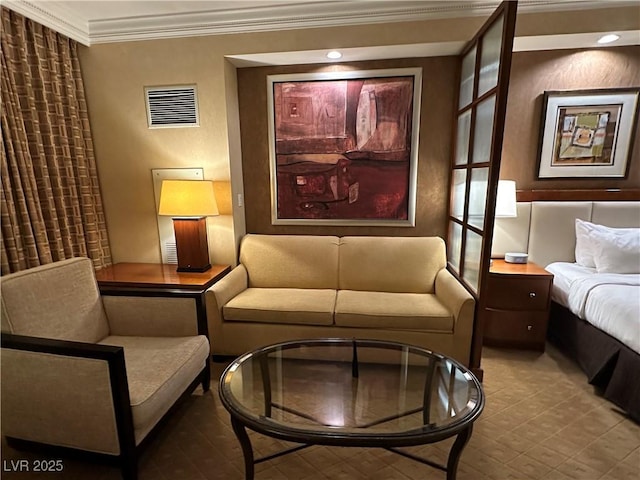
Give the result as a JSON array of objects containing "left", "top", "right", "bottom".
[
  {"left": 95, "top": 263, "right": 231, "bottom": 338},
  {"left": 482, "top": 260, "right": 554, "bottom": 351}
]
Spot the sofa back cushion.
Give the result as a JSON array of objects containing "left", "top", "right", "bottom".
[
  {"left": 0, "top": 257, "right": 110, "bottom": 342},
  {"left": 240, "top": 234, "right": 339, "bottom": 289},
  {"left": 338, "top": 236, "right": 446, "bottom": 293}
]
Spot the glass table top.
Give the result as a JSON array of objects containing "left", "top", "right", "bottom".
[{"left": 219, "top": 339, "right": 484, "bottom": 441}]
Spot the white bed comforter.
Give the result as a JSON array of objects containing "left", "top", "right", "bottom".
[
  {"left": 567, "top": 273, "right": 640, "bottom": 318},
  {"left": 552, "top": 266, "right": 640, "bottom": 354}
]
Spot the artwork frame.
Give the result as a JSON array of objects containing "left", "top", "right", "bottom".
[
  {"left": 267, "top": 68, "right": 422, "bottom": 226},
  {"left": 537, "top": 88, "right": 640, "bottom": 179}
]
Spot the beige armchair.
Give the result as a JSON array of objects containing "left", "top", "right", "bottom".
[{"left": 1, "top": 258, "right": 211, "bottom": 480}]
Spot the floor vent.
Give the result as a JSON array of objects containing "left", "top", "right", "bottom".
[{"left": 145, "top": 86, "right": 199, "bottom": 128}]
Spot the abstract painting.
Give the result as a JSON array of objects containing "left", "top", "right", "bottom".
[{"left": 267, "top": 68, "right": 422, "bottom": 225}]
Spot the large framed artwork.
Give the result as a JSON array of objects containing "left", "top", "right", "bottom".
[
  {"left": 267, "top": 68, "right": 422, "bottom": 226},
  {"left": 537, "top": 88, "right": 640, "bottom": 179}
]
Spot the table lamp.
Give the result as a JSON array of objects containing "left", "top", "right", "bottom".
[
  {"left": 158, "top": 180, "right": 219, "bottom": 272},
  {"left": 495, "top": 180, "right": 527, "bottom": 263},
  {"left": 495, "top": 180, "right": 517, "bottom": 218}
]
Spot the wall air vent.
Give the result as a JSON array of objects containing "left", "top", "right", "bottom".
[{"left": 145, "top": 85, "right": 199, "bottom": 128}]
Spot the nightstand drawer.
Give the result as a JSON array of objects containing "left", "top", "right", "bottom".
[
  {"left": 484, "top": 310, "right": 547, "bottom": 349},
  {"left": 486, "top": 276, "right": 551, "bottom": 311}
]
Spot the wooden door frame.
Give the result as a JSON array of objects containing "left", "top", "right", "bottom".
[{"left": 446, "top": 1, "right": 519, "bottom": 379}]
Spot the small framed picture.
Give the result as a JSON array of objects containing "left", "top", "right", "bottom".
[{"left": 537, "top": 88, "right": 639, "bottom": 178}]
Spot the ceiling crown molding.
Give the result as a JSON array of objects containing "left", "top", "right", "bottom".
[
  {"left": 2, "top": 0, "right": 637, "bottom": 46},
  {"left": 3, "top": 0, "right": 90, "bottom": 45},
  {"left": 88, "top": 1, "right": 503, "bottom": 44},
  {"left": 84, "top": 0, "right": 640, "bottom": 44}
]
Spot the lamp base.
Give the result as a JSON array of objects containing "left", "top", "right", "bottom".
[
  {"left": 172, "top": 217, "right": 212, "bottom": 273},
  {"left": 176, "top": 264, "right": 211, "bottom": 273}
]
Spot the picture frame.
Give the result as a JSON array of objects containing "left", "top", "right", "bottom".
[
  {"left": 267, "top": 68, "right": 422, "bottom": 226},
  {"left": 537, "top": 88, "right": 640, "bottom": 179}
]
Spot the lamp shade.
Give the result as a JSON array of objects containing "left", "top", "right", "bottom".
[
  {"left": 158, "top": 180, "right": 219, "bottom": 217},
  {"left": 495, "top": 180, "right": 517, "bottom": 218}
]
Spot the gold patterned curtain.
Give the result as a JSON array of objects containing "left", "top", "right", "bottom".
[{"left": 1, "top": 8, "right": 112, "bottom": 274}]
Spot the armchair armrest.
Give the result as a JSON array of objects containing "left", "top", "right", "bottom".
[
  {"left": 2, "top": 332, "right": 123, "bottom": 356},
  {"left": 435, "top": 269, "right": 476, "bottom": 337},
  {"left": 103, "top": 295, "right": 199, "bottom": 337},
  {"left": 205, "top": 264, "right": 248, "bottom": 340},
  {"left": 1, "top": 333, "right": 135, "bottom": 457}
]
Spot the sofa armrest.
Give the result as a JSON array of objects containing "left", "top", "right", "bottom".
[
  {"left": 103, "top": 295, "right": 199, "bottom": 337},
  {"left": 435, "top": 269, "right": 476, "bottom": 335},
  {"left": 0, "top": 333, "right": 135, "bottom": 457},
  {"left": 205, "top": 264, "right": 248, "bottom": 338}
]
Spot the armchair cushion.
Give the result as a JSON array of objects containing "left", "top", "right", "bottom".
[
  {"left": 0, "top": 258, "right": 109, "bottom": 342},
  {"left": 99, "top": 335, "right": 209, "bottom": 442},
  {"left": 102, "top": 296, "right": 198, "bottom": 337}
]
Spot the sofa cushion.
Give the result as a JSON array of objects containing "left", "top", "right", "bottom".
[
  {"left": 240, "top": 234, "right": 339, "bottom": 289},
  {"left": 223, "top": 288, "right": 336, "bottom": 326},
  {"left": 99, "top": 335, "right": 209, "bottom": 443},
  {"left": 338, "top": 236, "right": 446, "bottom": 293},
  {"left": 335, "top": 290, "right": 453, "bottom": 331}
]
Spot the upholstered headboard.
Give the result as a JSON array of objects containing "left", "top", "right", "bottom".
[{"left": 492, "top": 201, "right": 640, "bottom": 268}]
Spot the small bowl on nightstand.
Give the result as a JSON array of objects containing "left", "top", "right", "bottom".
[{"left": 505, "top": 252, "right": 528, "bottom": 264}]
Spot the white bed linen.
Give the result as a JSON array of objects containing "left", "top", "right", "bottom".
[
  {"left": 545, "top": 262, "right": 596, "bottom": 306},
  {"left": 546, "top": 262, "right": 640, "bottom": 354}
]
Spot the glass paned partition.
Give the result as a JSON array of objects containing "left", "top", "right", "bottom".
[
  {"left": 448, "top": 221, "right": 463, "bottom": 272},
  {"left": 455, "top": 110, "right": 472, "bottom": 165},
  {"left": 458, "top": 47, "right": 476, "bottom": 109},
  {"left": 468, "top": 167, "right": 489, "bottom": 229},
  {"left": 472, "top": 95, "right": 496, "bottom": 163},
  {"left": 478, "top": 15, "right": 504, "bottom": 98},
  {"left": 451, "top": 169, "right": 467, "bottom": 221},
  {"left": 463, "top": 229, "right": 482, "bottom": 293}
]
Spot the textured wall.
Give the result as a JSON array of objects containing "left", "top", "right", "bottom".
[
  {"left": 79, "top": 17, "right": 484, "bottom": 263},
  {"left": 501, "top": 46, "right": 640, "bottom": 190},
  {"left": 238, "top": 57, "right": 457, "bottom": 237},
  {"left": 79, "top": 39, "right": 236, "bottom": 265},
  {"left": 77, "top": 6, "right": 639, "bottom": 263}
]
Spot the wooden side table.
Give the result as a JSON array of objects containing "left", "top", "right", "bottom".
[
  {"left": 483, "top": 260, "right": 554, "bottom": 351},
  {"left": 95, "top": 263, "right": 231, "bottom": 339}
]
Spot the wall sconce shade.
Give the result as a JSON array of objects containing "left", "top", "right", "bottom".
[
  {"left": 495, "top": 180, "right": 517, "bottom": 218},
  {"left": 158, "top": 180, "right": 218, "bottom": 272}
]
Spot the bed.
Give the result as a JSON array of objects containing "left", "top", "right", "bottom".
[{"left": 492, "top": 199, "right": 640, "bottom": 422}]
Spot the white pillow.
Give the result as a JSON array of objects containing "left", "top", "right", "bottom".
[
  {"left": 590, "top": 227, "right": 640, "bottom": 274},
  {"left": 574, "top": 219, "right": 637, "bottom": 268}
]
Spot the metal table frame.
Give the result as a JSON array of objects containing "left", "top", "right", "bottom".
[{"left": 219, "top": 339, "right": 484, "bottom": 480}]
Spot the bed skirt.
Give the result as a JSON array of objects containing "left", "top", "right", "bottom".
[{"left": 547, "top": 301, "right": 640, "bottom": 423}]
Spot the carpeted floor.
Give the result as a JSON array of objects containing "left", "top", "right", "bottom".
[{"left": 2, "top": 344, "right": 638, "bottom": 479}]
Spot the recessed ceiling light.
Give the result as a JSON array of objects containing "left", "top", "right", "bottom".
[
  {"left": 326, "top": 50, "right": 342, "bottom": 59},
  {"left": 597, "top": 34, "right": 620, "bottom": 44}
]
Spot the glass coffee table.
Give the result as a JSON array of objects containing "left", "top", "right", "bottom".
[{"left": 219, "top": 339, "right": 484, "bottom": 480}]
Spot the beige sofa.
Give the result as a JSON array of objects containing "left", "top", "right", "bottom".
[{"left": 206, "top": 235, "right": 475, "bottom": 366}]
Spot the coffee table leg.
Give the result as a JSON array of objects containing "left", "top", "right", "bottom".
[
  {"left": 446, "top": 425, "right": 472, "bottom": 480},
  {"left": 231, "top": 416, "right": 255, "bottom": 480}
]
